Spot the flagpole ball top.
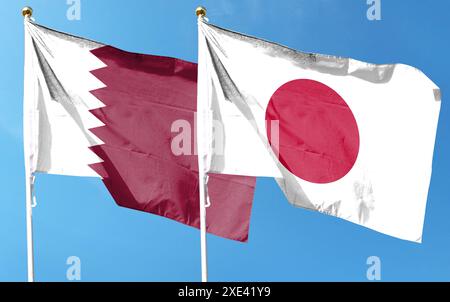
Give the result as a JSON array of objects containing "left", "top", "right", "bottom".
[
  {"left": 196, "top": 6, "right": 207, "bottom": 18},
  {"left": 22, "top": 6, "right": 33, "bottom": 18}
]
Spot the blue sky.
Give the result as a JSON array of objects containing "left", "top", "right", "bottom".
[{"left": 0, "top": 0, "right": 449, "bottom": 281}]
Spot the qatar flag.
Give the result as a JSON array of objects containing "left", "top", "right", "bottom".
[
  {"left": 197, "top": 20, "right": 441, "bottom": 242},
  {"left": 23, "top": 19, "right": 256, "bottom": 242}
]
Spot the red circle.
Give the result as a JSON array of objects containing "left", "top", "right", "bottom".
[{"left": 266, "top": 79, "right": 359, "bottom": 184}]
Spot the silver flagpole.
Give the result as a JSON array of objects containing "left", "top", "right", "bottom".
[
  {"left": 198, "top": 175, "right": 208, "bottom": 282},
  {"left": 196, "top": 6, "right": 208, "bottom": 283},
  {"left": 22, "top": 6, "right": 35, "bottom": 283},
  {"left": 24, "top": 174, "right": 35, "bottom": 282}
]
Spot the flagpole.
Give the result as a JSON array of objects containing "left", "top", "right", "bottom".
[
  {"left": 196, "top": 6, "right": 208, "bottom": 283},
  {"left": 24, "top": 174, "right": 35, "bottom": 282},
  {"left": 22, "top": 6, "right": 35, "bottom": 283},
  {"left": 198, "top": 174, "right": 208, "bottom": 283}
]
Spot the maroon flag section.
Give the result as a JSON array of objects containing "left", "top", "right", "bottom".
[{"left": 88, "top": 46, "right": 256, "bottom": 242}]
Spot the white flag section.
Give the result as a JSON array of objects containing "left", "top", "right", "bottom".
[
  {"left": 24, "top": 19, "right": 106, "bottom": 178},
  {"left": 197, "top": 20, "right": 441, "bottom": 242}
]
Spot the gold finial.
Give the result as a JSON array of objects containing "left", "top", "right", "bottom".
[
  {"left": 196, "top": 6, "right": 207, "bottom": 18},
  {"left": 22, "top": 6, "right": 33, "bottom": 18}
]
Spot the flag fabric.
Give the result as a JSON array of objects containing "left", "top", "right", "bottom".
[
  {"left": 24, "top": 19, "right": 256, "bottom": 242},
  {"left": 197, "top": 20, "right": 441, "bottom": 242}
]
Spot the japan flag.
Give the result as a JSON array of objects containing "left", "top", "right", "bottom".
[{"left": 197, "top": 20, "right": 441, "bottom": 242}]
